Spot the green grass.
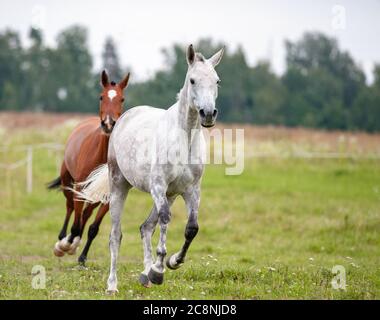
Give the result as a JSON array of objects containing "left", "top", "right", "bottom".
[{"left": 0, "top": 128, "right": 379, "bottom": 299}]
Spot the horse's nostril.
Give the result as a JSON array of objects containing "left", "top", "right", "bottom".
[
  {"left": 213, "top": 109, "right": 218, "bottom": 118},
  {"left": 199, "top": 109, "right": 206, "bottom": 118}
]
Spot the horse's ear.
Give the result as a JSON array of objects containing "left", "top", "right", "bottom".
[
  {"left": 101, "top": 70, "right": 109, "bottom": 87},
  {"left": 209, "top": 46, "right": 225, "bottom": 67},
  {"left": 186, "top": 44, "right": 195, "bottom": 66},
  {"left": 119, "top": 72, "right": 130, "bottom": 90}
]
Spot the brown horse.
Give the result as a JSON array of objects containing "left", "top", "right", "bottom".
[{"left": 47, "top": 70, "right": 130, "bottom": 265}]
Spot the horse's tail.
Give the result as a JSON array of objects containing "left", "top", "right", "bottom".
[
  {"left": 46, "top": 176, "right": 61, "bottom": 190},
  {"left": 71, "top": 164, "right": 110, "bottom": 204}
]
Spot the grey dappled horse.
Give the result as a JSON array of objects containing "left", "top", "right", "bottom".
[{"left": 78, "top": 44, "right": 224, "bottom": 293}]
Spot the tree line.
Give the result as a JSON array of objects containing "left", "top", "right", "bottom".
[{"left": 0, "top": 26, "right": 379, "bottom": 132}]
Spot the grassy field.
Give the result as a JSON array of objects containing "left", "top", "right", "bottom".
[{"left": 0, "top": 115, "right": 379, "bottom": 300}]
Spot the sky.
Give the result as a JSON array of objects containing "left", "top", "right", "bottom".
[{"left": 1, "top": 0, "right": 380, "bottom": 82}]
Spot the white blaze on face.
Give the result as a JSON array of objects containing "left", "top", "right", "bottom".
[{"left": 108, "top": 89, "right": 117, "bottom": 101}]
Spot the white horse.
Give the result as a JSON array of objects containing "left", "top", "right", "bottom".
[{"left": 78, "top": 44, "right": 224, "bottom": 293}]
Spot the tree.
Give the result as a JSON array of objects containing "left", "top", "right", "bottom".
[
  {"left": 102, "top": 37, "right": 123, "bottom": 82},
  {"left": 0, "top": 29, "right": 23, "bottom": 110},
  {"left": 0, "top": 26, "right": 379, "bottom": 132},
  {"left": 250, "top": 62, "right": 287, "bottom": 125},
  {"left": 22, "top": 27, "right": 50, "bottom": 111},
  {"left": 52, "top": 25, "right": 96, "bottom": 113},
  {"left": 283, "top": 32, "right": 366, "bottom": 129},
  {"left": 351, "top": 65, "right": 380, "bottom": 132}
]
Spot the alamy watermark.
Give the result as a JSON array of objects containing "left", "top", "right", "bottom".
[
  {"left": 331, "top": 265, "right": 346, "bottom": 290},
  {"left": 31, "top": 5, "right": 47, "bottom": 31},
  {"left": 331, "top": 5, "right": 346, "bottom": 31},
  {"left": 135, "top": 128, "right": 245, "bottom": 175},
  {"left": 31, "top": 265, "right": 46, "bottom": 289}
]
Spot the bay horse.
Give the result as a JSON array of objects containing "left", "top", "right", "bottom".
[
  {"left": 47, "top": 70, "right": 130, "bottom": 265},
  {"left": 76, "top": 44, "right": 224, "bottom": 292}
]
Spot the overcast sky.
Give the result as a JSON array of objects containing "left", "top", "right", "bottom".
[{"left": 1, "top": 0, "right": 380, "bottom": 82}]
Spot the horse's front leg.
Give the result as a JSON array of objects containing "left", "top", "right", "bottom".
[
  {"left": 140, "top": 195, "right": 176, "bottom": 287},
  {"left": 56, "top": 196, "right": 84, "bottom": 254},
  {"left": 166, "top": 184, "right": 200, "bottom": 270},
  {"left": 146, "top": 182, "right": 172, "bottom": 285},
  {"left": 54, "top": 193, "right": 73, "bottom": 257},
  {"left": 139, "top": 206, "right": 159, "bottom": 287}
]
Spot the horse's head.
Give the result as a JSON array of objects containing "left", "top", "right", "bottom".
[
  {"left": 99, "top": 70, "right": 130, "bottom": 134},
  {"left": 185, "top": 44, "right": 224, "bottom": 128}
]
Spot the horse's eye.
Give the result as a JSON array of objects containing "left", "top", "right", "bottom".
[
  {"left": 190, "top": 78, "right": 195, "bottom": 85},
  {"left": 121, "top": 98, "right": 125, "bottom": 102},
  {"left": 99, "top": 96, "right": 103, "bottom": 101},
  {"left": 217, "top": 79, "right": 221, "bottom": 85}
]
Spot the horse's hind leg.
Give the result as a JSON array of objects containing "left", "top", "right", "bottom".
[
  {"left": 54, "top": 163, "right": 74, "bottom": 257},
  {"left": 58, "top": 163, "right": 74, "bottom": 240},
  {"left": 78, "top": 203, "right": 109, "bottom": 266},
  {"left": 166, "top": 184, "right": 200, "bottom": 270},
  {"left": 107, "top": 160, "right": 130, "bottom": 294},
  {"left": 64, "top": 202, "right": 99, "bottom": 261},
  {"left": 79, "top": 202, "right": 100, "bottom": 238}
]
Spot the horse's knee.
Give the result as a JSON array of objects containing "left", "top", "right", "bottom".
[
  {"left": 185, "top": 222, "right": 199, "bottom": 241},
  {"left": 159, "top": 205, "right": 171, "bottom": 225}
]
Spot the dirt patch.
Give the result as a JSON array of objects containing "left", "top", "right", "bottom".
[
  {"left": 1, "top": 111, "right": 380, "bottom": 153},
  {"left": 0, "top": 111, "right": 89, "bottom": 130},
  {"left": 216, "top": 123, "right": 380, "bottom": 154}
]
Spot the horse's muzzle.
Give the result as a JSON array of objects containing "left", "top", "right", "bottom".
[
  {"left": 199, "top": 108, "right": 218, "bottom": 128},
  {"left": 101, "top": 116, "right": 116, "bottom": 134}
]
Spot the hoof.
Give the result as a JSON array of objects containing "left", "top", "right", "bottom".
[
  {"left": 67, "top": 247, "right": 77, "bottom": 255},
  {"left": 148, "top": 267, "right": 164, "bottom": 285},
  {"left": 139, "top": 273, "right": 152, "bottom": 288},
  {"left": 54, "top": 242, "right": 65, "bottom": 257},
  {"left": 72, "top": 236, "right": 81, "bottom": 248},
  {"left": 78, "top": 255, "right": 87, "bottom": 266},
  {"left": 58, "top": 237, "right": 71, "bottom": 251},
  {"left": 166, "top": 254, "right": 183, "bottom": 270},
  {"left": 67, "top": 236, "right": 81, "bottom": 255},
  {"left": 106, "top": 288, "right": 119, "bottom": 295}
]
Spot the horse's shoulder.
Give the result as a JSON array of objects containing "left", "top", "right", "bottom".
[
  {"left": 127, "top": 105, "right": 165, "bottom": 115},
  {"left": 118, "top": 106, "right": 165, "bottom": 126}
]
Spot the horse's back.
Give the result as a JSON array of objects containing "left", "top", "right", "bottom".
[
  {"left": 110, "top": 105, "right": 166, "bottom": 191},
  {"left": 118, "top": 105, "right": 165, "bottom": 128}
]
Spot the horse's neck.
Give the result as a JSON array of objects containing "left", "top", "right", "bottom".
[
  {"left": 95, "top": 129, "right": 110, "bottom": 154},
  {"left": 175, "top": 84, "right": 201, "bottom": 135}
]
